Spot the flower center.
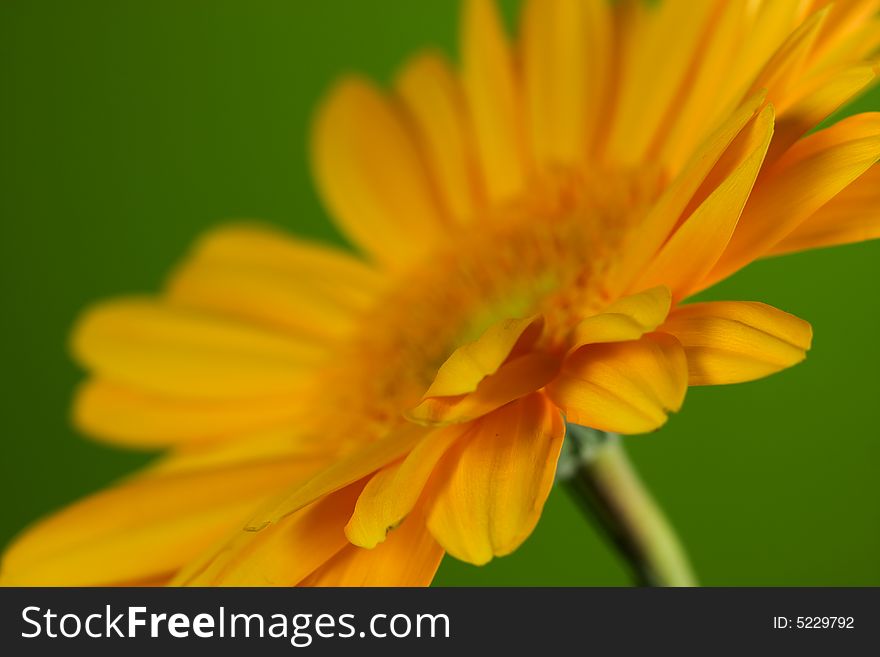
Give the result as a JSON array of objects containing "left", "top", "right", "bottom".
[{"left": 317, "top": 167, "right": 666, "bottom": 443}]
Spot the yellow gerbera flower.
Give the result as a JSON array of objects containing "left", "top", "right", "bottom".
[{"left": 3, "top": 0, "right": 880, "bottom": 587}]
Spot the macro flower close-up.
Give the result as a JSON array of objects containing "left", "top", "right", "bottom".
[{"left": 2, "top": 0, "right": 880, "bottom": 588}]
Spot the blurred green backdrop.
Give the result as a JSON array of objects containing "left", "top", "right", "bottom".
[{"left": 1, "top": 0, "right": 879, "bottom": 586}]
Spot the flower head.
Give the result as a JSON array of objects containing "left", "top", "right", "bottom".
[{"left": 3, "top": 0, "right": 880, "bottom": 586}]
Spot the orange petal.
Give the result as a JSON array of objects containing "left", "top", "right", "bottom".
[
  {"left": 768, "top": 63, "right": 878, "bottom": 163},
  {"left": 73, "top": 379, "right": 305, "bottom": 448},
  {"left": 408, "top": 350, "right": 559, "bottom": 426},
  {"left": 175, "top": 482, "right": 363, "bottom": 587},
  {"left": 568, "top": 286, "right": 672, "bottom": 351},
  {"left": 311, "top": 77, "right": 445, "bottom": 269},
  {"left": 167, "top": 225, "right": 381, "bottom": 343},
  {"left": 395, "top": 51, "right": 484, "bottom": 224},
  {"left": 547, "top": 333, "right": 687, "bottom": 435},
  {"left": 654, "top": 0, "right": 753, "bottom": 172},
  {"left": 345, "top": 426, "right": 464, "bottom": 549},
  {"left": 244, "top": 424, "right": 428, "bottom": 531},
  {"left": 805, "top": 0, "right": 880, "bottom": 68},
  {"left": 305, "top": 508, "right": 443, "bottom": 587},
  {"left": 660, "top": 301, "right": 813, "bottom": 385},
  {"left": 71, "top": 298, "right": 326, "bottom": 399},
  {"left": 420, "top": 315, "right": 544, "bottom": 399},
  {"left": 769, "top": 165, "right": 880, "bottom": 255},
  {"left": 170, "top": 223, "right": 381, "bottom": 305},
  {"left": 603, "top": 0, "right": 715, "bottom": 167},
  {"left": 151, "top": 430, "right": 329, "bottom": 476},
  {"left": 609, "top": 91, "right": 766, "bottom": 295},
  {"left": 0, "top": 454, "right": 326, "bottom": 586},
  {"left": 520, "top": 0, "right": 610, "bottom": 168},
  {"left": 744, "top": 5, "right": 829, "bottom": 112},
  {"left": 461, "top": 0, "right": 530, "bottom": 203},
  {"left": 707, "top": 112, "right": 880, "bottom": 287},
  {"left": 426, "top": 394, "right": 565, "bottom": 565},
  {"left": 635, "top": 105, "right": 775, "bottom": 300}
]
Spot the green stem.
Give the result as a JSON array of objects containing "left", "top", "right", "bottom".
[{"left": 561, "top": 426, "right": 697, "bottom": 587}]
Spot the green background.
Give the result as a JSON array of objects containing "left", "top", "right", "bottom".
[{"left": 2, "top": 0, "right": 878, "bottom": 586}]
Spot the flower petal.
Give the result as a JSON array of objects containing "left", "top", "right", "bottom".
[
  {"left": 604, "top": 0, "right": 715, "bottom": 166},
  {"left": 707, "top": 112, "right": 880, "bottom": 286},
  {"left": 635, "top": 105, "right": 775, "bottom": 299},
  {"left": 71, "top": 298, "right": 324, "bottom": 398},
  {"left": 73, "top": 379, "right": 305, "bottom": 448},
  {"left": 567, "top": 286, "right": 672, "bottom": 351},
  {"left": 152, "top": 430, "right": 327, "bottom": 475},
  {"left": 426, "top": 393, "right": 565, "bottom": 565},
  {"left": 520, "top": 0, "right": 610, "bottom": 167},
  {"left": 806, "top": 0, "right": 880, "bottom": 67},
  {"left": 305, "top": 509, "right": 443, "bottom": 587},
  {"left": 395, "top": 51, "right": 484, "bottom": 225},
  {"left": 743, "top": 5, "right": 829, "bottom": 112},
  {"left": 660, "top": 301, "right": 813, "bottom": 386},
  {"left": 172, "top": 223, "right": 382, "bottom": 305},
  {"left": 345, "top": 426, "right": 464, "bottom": 549},
  {"left": 547, "top": 333, "right": 687, "bottom": 435},
  {"left": 0, "top": 455, "right": 326, "bottom": 586},
  {"left": 769, "top": 165, "right": 880, "bottom": 255},
  {"left": 609, "top": 91, "right": 766, "bottom": 295},
  {"left": 244, "top": 424, "right": 428, "bottom": 531},
  {"left": 311, "top": 77, "right": 445, "bottom": 269},
  {"left": 654, "top": 0, "right": 754, "bottom": 172},
  {"left": 420, "top": 315, "right": 544, "bottom": 399},
  {"left": 167, "top": 225, "right": 381, "bottom": 342},
  {"left": 408, "top": 351, "right": 559, "bottom": 426},
  {"left": 411, "top": 289, "right": 676, "bottom": 427},
  {"left": 176, "top": 483, "right": 363, "bottom": 587},
  {"left": 461, "top": 0, "right": 530, "bottom": 203},
  {"left": 768, "top": 63, "right": 878, "bottom": 163}
]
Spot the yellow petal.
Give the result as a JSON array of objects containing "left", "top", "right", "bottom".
[
  {"left": 609, "top": 91, "right": 766, "bottom": 296},
  {"left": 0, "top": 455, "right": 326, "bottom": 586},
  {"left": 604, "top": 0, "right": 715, "bottom": 167},
  {"left": 345, "top": 426, "right": 464, "bottom": 549},
  {"left": 395, "top": 51, "right": 484, "bottom": 224},
  {"left": 547, "top": 333, "right": 687, "bottom": 435},
  {"left": 707, "top": 112, "right": 880, "bottom": 286},
  {"left": 769, "top": 165, "right": 880, "bottom": 255},
  {"left": 169, "top": 263, "right": 363, "bottom": 341},
  {"left": 744, "top": 5, "right": 829, "bottom": 112},
  {"left": 660, "top": 302, "right": 813, "bottom": 386},
  {"left": 426, "top": 393, "right": 564, "bottom": 565},
  {"left": 768, "top": 63, "right": 878, "bottom": 163},
  {"left": 461, "top": 0, "right": 530, "bottom": 203},
  {"left": 520, "top": 0, "right": 610, "bottom": 168},
  {"left": 568, "top": 286, "right": 672, "bottom": 351},
  {"left": 408, "top": 351, "right": 559, "bottom": 425},
  {"left": 410, "top": 287, "right": 670, "bottom": 432},
  {"left": 175, "top": 223, "right": 382, "bottom": 304},
  {"left": 816, "top": 13, "right": 880, "bottom": 69},
  {"left": 244, "top": 424, "right": 428, "bottom": 531},
  {"left": 167, "top": 226, "right": 381, "bottom": 342},
  {"left": 176, "top": 483, "right": 363, "bottom": 587},
  {"left": 420, "top": 315, "right": 544, "bottom": 399},
  {"left": 806, "top": 0, "right": 880, "bottom": 68},
  {"left": 655, "top": 0, "right": 752, "bottom": 172},
  {"left": 73, "top": 379, "right": 304, "bottom": 448},
  {"left": 635, "top": 105, "right": 775, "bottom": 300},
  {"left": 152, "top": 429, "right": 327, "bottom": 476},
  {"left": 71, "top": 298, "right": 324, "bottom": 398},
  {"left": 306, "top": 508, "right": 443, "bottom": 587},
  {"left": 311, "top": 77, "right": 445, "bottom": 269},
  {"left": 722, "top": 0, "right": 808, "bottom": 105}
]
